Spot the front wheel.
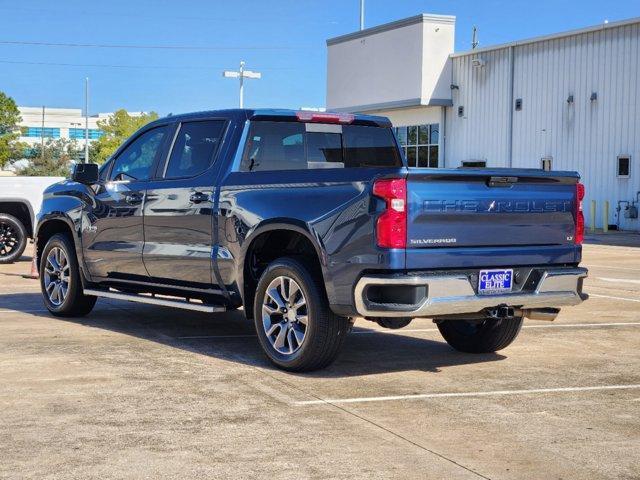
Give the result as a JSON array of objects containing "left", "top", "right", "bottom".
[
  {"left": 40, "top": 233, "right": 96, "bottom": 317},
  {"left": 253, "top": 257, "right": 350, "bottom": 372},
  {"left": 437, "top": 316, "right": 524, "bottom": 353}
]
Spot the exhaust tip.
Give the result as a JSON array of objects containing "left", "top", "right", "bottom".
[{"left": 523, "top": 308, "right": 560, "bottom": 321}]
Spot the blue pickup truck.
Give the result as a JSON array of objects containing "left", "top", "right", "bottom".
[{"left": 35, "top": 109, "right": 588, "bottom": 371}]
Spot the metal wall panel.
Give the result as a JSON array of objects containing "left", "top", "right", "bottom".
[
  {"left": 446, "top": 22, "right": 640, "bottom": 230},
  {"left": 446, "top": 47, "right": 512, "bottom": 169}
]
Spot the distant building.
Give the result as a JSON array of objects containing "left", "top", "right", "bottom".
[
  {"left": 17, "top": 107, "right": 109, "bottom": 146},
  {"left": 327, "top": 15, "right": 640, "bottom": 231}
]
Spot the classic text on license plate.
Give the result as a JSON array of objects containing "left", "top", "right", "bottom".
[{"left": 478, "top": 269, "right": 513, "bottom": 294}]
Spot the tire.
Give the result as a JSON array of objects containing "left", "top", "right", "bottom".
[
  {"left": 253, "top": 257, "right": 350, "bottom": 372},
  {"left": 40, "top": 233, "right": 97, "bottom": 317},
  {"left": 437, "top": 316, "right": 524, "bottom": 353},
  {"left": 0, "top": 213, "right": 28, "bottom": 264}
]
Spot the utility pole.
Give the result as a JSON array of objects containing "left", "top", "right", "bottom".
[
  {"left": 40, "top": 105, "right": 45, "bottom": 159},
  {"left": 223, "top": 61, "right": 261, "bottom": 108},
  {"left": 84, "top": 77, "right": 89, "bottom": 163}
]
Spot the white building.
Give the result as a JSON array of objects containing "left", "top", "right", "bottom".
[
  {"left": 17, "top": 107, "right": 109, "bottom": 147},
  {"left": 327, "top": 15, "right": 640, "bottom": 231}
]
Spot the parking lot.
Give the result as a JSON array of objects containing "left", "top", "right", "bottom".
[{"left": 1, "top": 235, "right": 639, "bottom": 480}]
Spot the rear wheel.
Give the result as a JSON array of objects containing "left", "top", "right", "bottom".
[
  {"left": 0, "top": 213, "right": 27, "bottom": 264},
  {"left": 253, "top": 257, "right": 350, "bottom": 372},
  {"left": 437, "top": 316, "right": 523, "bottom": 353},
  {"left": 40, "top": 233, "right": 96, "bottom": 317}
]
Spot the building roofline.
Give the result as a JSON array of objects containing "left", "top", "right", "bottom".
[
  {"left": 451, "top": 16, "right": 640, "bottom": 58},
  {"left": 327, "top": 13, "right": 456, "bottom": 46},
  {"left": 330, "top": 97, "right": 453, "bottom": 113}
]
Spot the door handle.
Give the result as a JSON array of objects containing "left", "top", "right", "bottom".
[
  {"left": 125, "top": 193, "right": 143, "bottom": 204},
  {"left": 189, "top": 191, "right": 209, "bottom": 204}
]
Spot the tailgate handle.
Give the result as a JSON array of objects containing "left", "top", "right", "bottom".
[{"left": 488, "top": 176, "right": 518, "bottom": 187}]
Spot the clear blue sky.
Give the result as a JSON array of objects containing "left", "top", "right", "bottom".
[{"left": 0, "top": 0, "right": 637, "bottom": 116}]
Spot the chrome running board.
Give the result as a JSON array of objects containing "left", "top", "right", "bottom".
[{"left": 83, "top": 288, "right": 225, "bottom": 313}]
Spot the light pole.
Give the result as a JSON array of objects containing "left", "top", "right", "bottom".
[
  {"left": 223, "top": 61, "right": 262, "bottom": 108},
  {"left": 360, "top": 0, "right": 365, "bottom": 30},
  {"left": 84, "top": 77, "right": 89, "bottom": 163}
]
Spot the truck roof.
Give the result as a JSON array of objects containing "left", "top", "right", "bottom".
[{"left": 148, "top": 108, "right": 392, "bottom": 128}]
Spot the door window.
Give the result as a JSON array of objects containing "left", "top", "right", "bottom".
[
  {"left": 109, "top": 126, "right": 168, "bottom": 181},
  {"left": 164, "top": 120, "right": 226, "bottom": 178},
  {"left": 98, "top": 159, "right": 112, "bottom": 182}
]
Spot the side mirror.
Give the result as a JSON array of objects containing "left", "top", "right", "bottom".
[{"left": 72, "top": 163, "right": 99, "bottom": 185}]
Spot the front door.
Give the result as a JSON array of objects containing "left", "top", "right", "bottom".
[
  {"left": 142, "top": 119, "right": 227, "bottom": 287},
  {"left": 83, "top": 125, "right": 170, "bottom": 281}
]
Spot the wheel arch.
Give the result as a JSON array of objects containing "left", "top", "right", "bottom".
[
  {"left": 239, "top": 220, "right": 328, "bottom": 319},
  {"left": 35, "top": 215, "right": 81, "bottom": 271},
  {"left": 0, "top": 199, "right": 34, "bottom": 237}
]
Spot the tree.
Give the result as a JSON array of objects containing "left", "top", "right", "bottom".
[
  {"left": 16, "top": 138, "right": 82, "bottom": 177},
  {"left": 0, "top": 91, "right": 24, "bottom": 169},
  {"left": 92, "top": 109, "right": 158, "bottom": 164}
]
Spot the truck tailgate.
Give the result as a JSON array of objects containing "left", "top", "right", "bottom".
[{"left": 405, "top": 169, "right": 580, "bottom": 268}]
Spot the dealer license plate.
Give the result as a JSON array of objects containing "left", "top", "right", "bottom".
[{"left": 478, "top": 269, "right": 513, "bottom": 294}]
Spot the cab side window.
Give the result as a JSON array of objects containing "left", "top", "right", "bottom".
[
  {"left": 164, "top": 120, "right": 226, "bottom": 178},
  {"left": 109, "top": 126, "right": 168, "bottom": 181}
]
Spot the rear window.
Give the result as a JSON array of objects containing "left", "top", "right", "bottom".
[
  {"left": 343, "top": 125, "right": 402, "bottom": 168},
  {"left": 240, "top": 121, "right": 402, "bottom": 172},
  {"left": 306, "top": 132, "right": 343, "bottom": 167}
]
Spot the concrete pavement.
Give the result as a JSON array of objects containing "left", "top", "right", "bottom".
[{"left": 1, "top": 240, "right": 639, "bottom": 479}]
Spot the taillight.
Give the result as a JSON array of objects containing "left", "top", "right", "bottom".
[
  {"left": 575, "top": 182, "right": 585, "bottom": 244},
  {"left": 373, "top": 178, "right": 407, "bottom": 249},
  {"left": 295, "top": 111, "right": 354, "bottom": 124}
]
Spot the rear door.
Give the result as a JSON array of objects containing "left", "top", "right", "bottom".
[
  {"left": 406, "top": 170, "right": 577, "bottom": 249},
  {"left": 83, "top": 125, "right": 170, "bottom": 281},
  {"left": 142, "top": 119, "right": 227, "bottom": 287}
]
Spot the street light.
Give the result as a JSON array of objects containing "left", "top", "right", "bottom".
[
  {"left": 223, "top": 61, "right": 262, "bottom": 108},
  {"left": 84, "top": 77, "right": 89, "bottom": 163}
]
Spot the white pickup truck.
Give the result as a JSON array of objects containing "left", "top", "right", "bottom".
[{"left": 0, "top": 176, "right": 64, "bottom": 263}]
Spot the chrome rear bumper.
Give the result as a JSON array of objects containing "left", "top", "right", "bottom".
[{"left": 354, "top": 267, "right": 588, "bottom": 318}]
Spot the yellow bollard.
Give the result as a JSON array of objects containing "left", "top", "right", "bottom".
[
  {"left": 603, "top": 201, "right": 609, "bottom": 233},
  {"left": 590, "top": 200, "right": 596, "bottom": 233}
]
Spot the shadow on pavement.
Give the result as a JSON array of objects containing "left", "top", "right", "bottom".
[{"left": 0, "top": 291, "right": 505, "bottom": 377}]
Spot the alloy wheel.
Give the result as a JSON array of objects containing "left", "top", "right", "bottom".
[
  {"left": 43, "top": 247, "right": 70, "bottom": 306},
  {"left": 0, "top": 221, "right": 19, "bottom": 259},
  {"left": 262, "top": 276, "right": 308, "bottom": 355}
]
